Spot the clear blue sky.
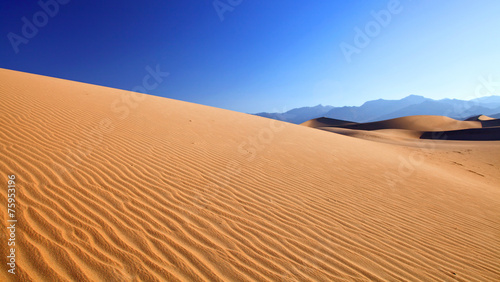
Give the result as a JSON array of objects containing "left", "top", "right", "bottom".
[{"left": 1, "top": 0, "right": 499, "bottom": 113}]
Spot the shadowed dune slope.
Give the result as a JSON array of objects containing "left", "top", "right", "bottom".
[
  {"left": 465, "top": 115, "right": 500, "bottom": 129},
  {"left": 304, "top": 116, "right": 500, "bottom": 141},
  {"left": 300, "top": 117, "right": 356, "bottom": 128},
  {"left": 1, "top": 68, "right": 500, "bottom": 281},
  {"left": 479, "top": 119, "right": 500, "bottom": 128},
  {"left": 465, "top": 114, "right": 496, "bottom": 121},
  {"left": 304, "top": 116, "right": 481, "bottom": 132},
  {"left": 420, "top": 127, "right": 500, "bottom": 141}
]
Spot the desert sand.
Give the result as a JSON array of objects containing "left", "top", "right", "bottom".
[{"left": 1, "top": 68, "right": 500, "bottom": 281}]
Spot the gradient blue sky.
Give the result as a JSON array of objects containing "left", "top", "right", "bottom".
[{"left": 1, "top": 0, "right": 499, "bottom": 113}]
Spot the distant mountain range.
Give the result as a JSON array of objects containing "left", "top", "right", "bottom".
[{"left": 253, "top": 95, "right": 500, "bottom": 124}]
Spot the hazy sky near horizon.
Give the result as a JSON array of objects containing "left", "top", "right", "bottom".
[{"left": 1, "top": 0, "right": 499, "bottom": 113}]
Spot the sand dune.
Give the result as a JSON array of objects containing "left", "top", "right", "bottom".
[
  {"left": 477, "top": 119, "right": 500, "bottom": 128},
  {"left": 1, "top": 68, "right": 500, "bottom": 281},
  {"left": 304, "top": 116, "right": 500, "bottom": 142},
  {"left": 465, "top": 115, "right": 500, "bottom": 128},
  {"left": 465, "top": 114, "right": 496, "bottom": 121},
  {"left": 305, "top": 115, "right": 482, "bottom": 132}
]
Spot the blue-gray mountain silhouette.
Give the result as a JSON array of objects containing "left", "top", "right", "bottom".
[{"left": 254, "top": 95, "right": 500, "bottom": 124}]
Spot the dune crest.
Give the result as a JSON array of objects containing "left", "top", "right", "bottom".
[
  {"left": 465, "top": 114, "right": 496, "bottom": 121},
  {"left": 1, "top": 68, "right": 500, "bottom": 281}
]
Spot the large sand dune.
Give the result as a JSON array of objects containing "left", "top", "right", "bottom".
[{"left": 1, "top": 68, "right": 500, "bottom": 281}]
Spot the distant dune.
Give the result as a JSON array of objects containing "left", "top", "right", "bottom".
[
  {"left": 304, "top": 115, "right": 500, "bottom": 142},
  {"left": 465, "top": 114, "right": 496, "bottom": 121},
  {"left": 1, "top": 68, "right": 500, "bottom": 281},
  {"left": 304, "top": 115, "right": 482, "bottom": 131}
]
